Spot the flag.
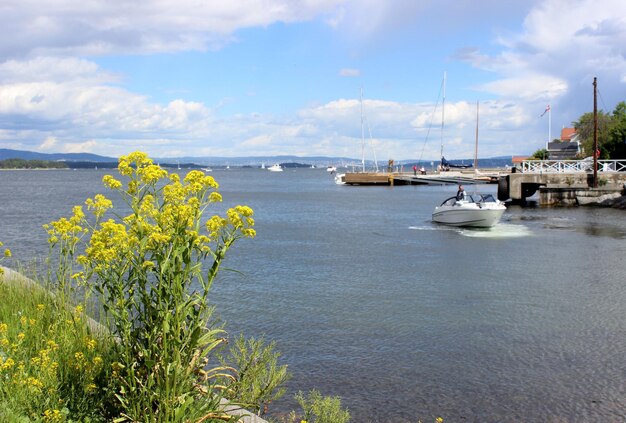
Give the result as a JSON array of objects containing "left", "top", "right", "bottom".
[{"left": 540, "top": 104, "right": 550, "bottom": 117}]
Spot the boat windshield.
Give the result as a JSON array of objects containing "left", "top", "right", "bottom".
[
  {"left": 440, "top": 197, "right": 458, "bottom": 206},
  {"left": 466, "top": 193, "right": 497, "bottom": 203},
  {"left": 439, "top": 194, "right": 498, "bottom": 206}
]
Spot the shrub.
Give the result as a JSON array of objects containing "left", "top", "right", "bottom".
[
  {"left": 290, "top": 390, "right": 351, "bottom": 423},
  {"left": 218, "top": 334, "right": 291, "bottom": 416}
]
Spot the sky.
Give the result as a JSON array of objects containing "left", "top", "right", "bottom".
[{"left": 0, "top": 0, "right": 625, "bottom": 162}]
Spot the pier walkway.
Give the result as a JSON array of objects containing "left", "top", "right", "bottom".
[{"left": 342, "top": 169, "right": 502, "bottom": 186}]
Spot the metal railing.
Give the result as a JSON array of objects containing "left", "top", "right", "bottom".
[{"left": 521, "top": 160, "right": 626, "bottom": 173}]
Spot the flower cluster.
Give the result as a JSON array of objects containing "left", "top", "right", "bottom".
[
  {"left": 74, "top": 151, "right": 256, "bottom": 280},
  {"left": 0, "top": 240, "right": 12, "bottom": 276}
]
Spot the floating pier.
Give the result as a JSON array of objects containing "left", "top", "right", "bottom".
[{"left": 342, "top": 170, "right": 501, "bottom": 186}]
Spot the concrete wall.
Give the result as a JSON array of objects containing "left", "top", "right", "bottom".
[{"left": 499, "top": 172, "right": 626, "bottom": 202}]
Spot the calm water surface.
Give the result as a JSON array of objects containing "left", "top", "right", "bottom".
[{"left": 1, "top": 168, "right": 626, "bottom": 422}]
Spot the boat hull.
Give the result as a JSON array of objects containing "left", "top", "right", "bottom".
[{"left": 432, "top": 206, "right": 505, "bottom": 228}]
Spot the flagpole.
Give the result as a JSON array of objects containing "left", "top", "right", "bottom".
[{"left": 548, "top": 104, "right": 551, "bottom": 149}]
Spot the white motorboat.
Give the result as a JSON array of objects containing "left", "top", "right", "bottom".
[
  {"left": 326, "top": 166, "right": 337, "bottom": 173},
  {"left": 432, "top": 193, "right": 506, "bottom": 228},
  {"left": 267, "top": 164, "right": 283, "bottom": 172},
  {"left": 334, "top": 173, "right": 346, "bottom": 185}
]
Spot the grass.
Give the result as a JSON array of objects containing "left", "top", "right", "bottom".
[{"left": 0, "top": 274, "right": 116, "bottom": 422}]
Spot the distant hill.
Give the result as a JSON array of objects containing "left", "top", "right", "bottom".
[
  {"left": 0, "top": 148, "right": 513, "bottom": 168},
  {"left": 0, "top": 148, "right": 117, "bottom": 162}
]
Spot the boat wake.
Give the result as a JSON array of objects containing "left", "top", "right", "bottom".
[
  {"left": 458, "top": 223, "right": 532, "bottom": 238},
  {"left": 408, "top": 225, "right": 443, "bottom": 231}
]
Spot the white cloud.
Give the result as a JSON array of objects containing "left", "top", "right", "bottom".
[
  {"left": 39, "top": 136, "right": 58, "bottom": 150},
  {"left": 339, "top": 68, "right": 360, "bottom": 77},
  {"left": 478, "top": 75, "right": 568, "bottom": 101},
  {"left": 466, "top": 0, "right": 626, "bottom": 106},
  {"left": 0, "top": 0, "right": 350, "bottom": 58},
  {"left": 62, "top": 139, "right": 98, "bottom": 153}
]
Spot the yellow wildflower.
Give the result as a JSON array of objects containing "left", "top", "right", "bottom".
[
  {"left": 1, "top": 357, "right": 15, "bottom": 370},
  {"left": 85, "top": 194, "right": 113, "bottom": 218},
  {"left": 242, "top": 228, "right": 257, "bottom": 238},
  {"left": 0, "top": 323, "right": 7, "bottom": 333},
  {"left": 25, "top": 376, "right": 44, "bottom": 390},
  {"left": 208, "top": 192, "right": 222, "bottom": 203},
  {"left": 37, "top": 304, "right": 45, "bottom": 311},
  {"left": 85, "top": 338, "right": 97, "bottom": 350},
  {"left": 43, "top": 408, "right": 63, "bottom": 422},
  {"left": 138, "top": 164, "right": 167, "bottom": 184},
  {"left": 102, "top": 174, "right": 123, "bottom": 189},
  {"left": 3, "top": 249, "right": 10, "bottom": 257}
]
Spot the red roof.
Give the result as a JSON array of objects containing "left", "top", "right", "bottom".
[
  {"left": 512, "top": 156, "right": 529, "bottom": 163},
  {"left": 560, "top": 127, "right": 576, "bottom": 141}
]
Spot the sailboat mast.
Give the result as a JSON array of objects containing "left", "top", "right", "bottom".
[
  {"left": 474, "top": 100, "right": 479, "bottom": 170},
  {"left": 360, "top": 87, "right": 366, "bottom": 173},
  {"left": 440, "top": 71, "right": 446, "bottom": 171},
  {"left": 593, "top": 77, "right": 598, "bottom": 188}
]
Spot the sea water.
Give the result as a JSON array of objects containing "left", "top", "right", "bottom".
[{"left": 1, "top": 168, "right": 626, "bottom": 422}]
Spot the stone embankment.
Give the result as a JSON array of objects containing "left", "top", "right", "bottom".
[{"left": 589, "top": 194, "right": 626, "bottom": 209}]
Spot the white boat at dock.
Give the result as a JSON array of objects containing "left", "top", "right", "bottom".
[{"left": 432, "top": 193, "right": 506, "bottom": 228}]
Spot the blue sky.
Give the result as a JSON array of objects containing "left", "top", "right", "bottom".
[{"left": 0, "top": 0, "right": 625, "bottom": 161}]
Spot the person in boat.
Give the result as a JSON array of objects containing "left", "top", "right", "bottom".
[{"left": 456, "top": 185, "right": 466, "bottom": 200}]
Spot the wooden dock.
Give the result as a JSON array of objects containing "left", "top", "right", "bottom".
[{"left": 342, "top": 170, "right": 501, "bottom": 186}]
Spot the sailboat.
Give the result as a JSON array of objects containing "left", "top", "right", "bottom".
[{"left": 438, "top": 72, "right": 472, "bottom": 172}]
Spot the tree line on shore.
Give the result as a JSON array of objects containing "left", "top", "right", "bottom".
[{"left": 0, "top": 158, "right": 68, "bottom": 169}]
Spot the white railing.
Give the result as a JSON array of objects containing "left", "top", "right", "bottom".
[{"left": 521, "top": 160, "right": 626, "bottom": 173}]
